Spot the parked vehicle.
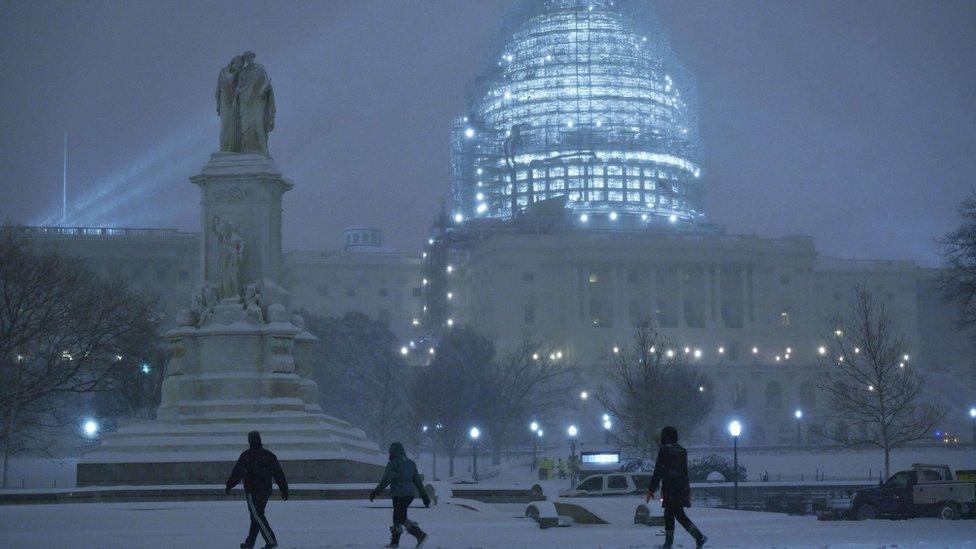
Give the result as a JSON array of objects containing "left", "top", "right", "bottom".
[
  {"left": 850, "top": 463, "right": 975, "bottom": 520},
  {"left": 559, "top": 472, "right": 652, "bottom": 497}
]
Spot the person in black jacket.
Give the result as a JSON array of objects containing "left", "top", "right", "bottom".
[
  {"left": 647, "top": 426, "right": 707, "bottom": 548},
  {"left": 369, "top": 442, "right": 430, "bottom": 548},
  {"left": 225, "top": 431, "right": 289, "bottom": 549}
]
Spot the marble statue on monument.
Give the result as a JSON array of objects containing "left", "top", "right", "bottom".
[
  {"left": 77, "top": 52, "right": 383, "bottom": 487},
  {"left": 215, "top": 50, "right": 275, "bottom": 156}
]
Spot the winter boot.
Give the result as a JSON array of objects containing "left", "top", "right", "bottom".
[
  {"left": 661, "top": 529, "right": 674, "bottom": 548},
  {"left": 386, "top": 524, "right": 403, "bottom": 548},
  {"left": 689, "top": 526, "right": 707, "bottom": 548},
  {"left": 405, "top": 520, "right": 428, "bottom": 548}
]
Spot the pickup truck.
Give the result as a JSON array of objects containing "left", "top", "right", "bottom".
[{"left": 850, "top": 463, "right": 975, "bottom": 520}]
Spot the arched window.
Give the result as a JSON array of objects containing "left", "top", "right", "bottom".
[
  {"left": 765, "top": 381, "right": 783, "bottom": 410},
  {"left": 731, "top": 382, "right": 747, "bottom": 409},
  {"left": 799, "top": 381, "right": 817, "bottom": 409}
]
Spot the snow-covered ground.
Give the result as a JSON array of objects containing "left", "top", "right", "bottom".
[{"left": 1, "top": 497, "right": 973, "bottom": 548}]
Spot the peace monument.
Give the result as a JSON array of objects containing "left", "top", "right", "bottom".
[{"left": 77, "top": 52, "right": 384, "bottom": 486}]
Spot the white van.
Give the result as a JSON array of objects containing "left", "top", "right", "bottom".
[{"left": 559, "top": 472, "right": 653, "bottom": 497}]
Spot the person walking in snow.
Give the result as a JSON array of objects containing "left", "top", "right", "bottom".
[
  {"left": 225, "top": 431, "right": 289, "bottom": 549},
  {"left": 647, "top": 426, "right": 707, "bottom": 548},
  {"left": 369, "top": 442, "right": 430, "bottom": 548}
]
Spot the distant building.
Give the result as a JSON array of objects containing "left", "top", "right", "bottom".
[
  {"left": 24, "top": 226, "right": 422, "bottom": 342},
  {"left": 416, "top": 0, "right": 976, "bottom": 446},
  {"left": 283, "top": 228, "right": 423, "bottom": 340},
  {"left": 24, "top": 226, "right": 200, "bottom": 326}
]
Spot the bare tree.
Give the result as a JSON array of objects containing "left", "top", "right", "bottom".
[
  {"left": 302, "top": 311, "right": 409, "bottom": 448},
  {"left": 596, "top": 318, "right": 713, "bottom": 457},
  {"left": 938, "top": 191, "right": 976, "bottom": 328},
  {"left": 816, "top": 287, "right": 946, "bottom": 478},
  {"left": 481, "top": 337, "right": 578, "bottom": 465},
  {"left": 411, "top": 327, "right": 492, "bottom": 477},
  {"left": 0, "top": 227, "right": 158, "bottom": 487}
]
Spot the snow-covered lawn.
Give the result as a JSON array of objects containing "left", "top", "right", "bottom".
[{"left": 1, "top": 497, "right": 973, "bottom": 548}]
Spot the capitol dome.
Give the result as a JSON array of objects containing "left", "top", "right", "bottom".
[{"left": 452, "top": 0, "right": 703, "bottom": 226}]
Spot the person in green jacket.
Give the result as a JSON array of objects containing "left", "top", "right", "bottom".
[{"left": 369, "top": 442, "right": 431, "bottom": 548}]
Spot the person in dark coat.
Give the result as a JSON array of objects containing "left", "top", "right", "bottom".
[
  {"left": 647, "top": 426, "right": 707, "bottom": 548},
  {"left": 370, "top": 442, "right": 430, "bottom": 548},
  {"left": 225, "top": 431, "right": 289, "bottom": 549}
]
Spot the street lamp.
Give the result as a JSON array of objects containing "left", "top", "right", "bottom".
[
  {"left": 970, "top": 408, "right": 976, "bottom": 443},
  {"left": 530, "top": 421, "right": 540, "bottom": 471},
  {"left": 728, "top": 420, "right": 742, "bottom": 510},
  {"left": 794, "top": 409, "right": 803, "bottom": 445},
  {"left": 580, "top": 390, "right": 589, "bottom": 400},
  {"left": 603, "top": 417, "right": 612, "bottom": 445},
  {"left": 82, "top": 419, "right": 100, "bottom": 439},
  {"left": 567, "top": 425, "right": 579, "bottom": 486},
  {"left": 469, "top": 426, "right": 481, "bottom": 482}
]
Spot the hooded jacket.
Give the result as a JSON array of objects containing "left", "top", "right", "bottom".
[
  {"left": 649, "top": 427, "right": 691, "bottom": 508},
  {"left": 372, "top": 442, "right": 427, "bottom": 499},
  {"left": 225, "top": 431, "right": 289, "bottom": 498}
]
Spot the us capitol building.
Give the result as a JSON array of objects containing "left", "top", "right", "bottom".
[{"left": 26, "top": 0, "right": 975, "bottom": 447}]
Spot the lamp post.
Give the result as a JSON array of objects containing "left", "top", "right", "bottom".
[
  {"left": 794, "top": 409, "right": 803, "bottom": 445},
  {"left": 469, "top": 426, "right": 481, "bottom": 482},
  {"left": 970, "top": 408, "right": 976, "bottom": 443},
  {"left": 567, "top": 425, "right": 579, "bottom": 486},
  {"left": 530, "top": 421, "right": 540, "bottom": 471},
  {"left": 728, "top": 420, "right": 742, "bottom": 510},
  {"left": 602, "top": 414, "right": 612, "bottom": 445}
]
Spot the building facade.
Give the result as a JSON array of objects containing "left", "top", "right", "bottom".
[
  {"left": 418, "top": 0, "right": 976, "bottom": 446},
  {"left": 25, "top": 226, "right": 422, "bottom": 342}
]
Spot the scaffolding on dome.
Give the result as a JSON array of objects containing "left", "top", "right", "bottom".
[{"left": 452, "top": 0, "right": 703, "bottom": 226}]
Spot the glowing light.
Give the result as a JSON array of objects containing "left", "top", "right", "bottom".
[
  {"left": 567, "top": 425, "right": 578, "bottom": 438},
  {"left": 666, "top": 349, "right": 675, "bottom": 358},
  {"left": 476, "top": 203, "right": 488, "bottom": 214},
  {"left": 609, "top": 211, "right": 618, "bottom": 221},
  {"left": 867, "top": 385, "right": 874, "bottom": 391},
  {"left": 698, "top": 386, "right": 705, "bottom": 392},
  {"left": 853, "top": 347, "right": 860, "bottom": 354},
  {"left": 454, "top": 213, "right": 464, "bottom": 223},
  {"left": 140, "top": 363, "right": 151, "bottom": 374},
  {"left": 469, "top": 426, "right": 481, "bottom": 440},
  {"left": 504, "top": 90, "right": 512, "bottom": 100},
  {"left": 683, "top": 347, "right": 690, "bottom": 354},
  {"left": 532, "top": 353, "right": 539, "bottom": 360},
  {"left": 752, "top": 346, "right": 759, "bottom": 355},
  {"left": 603, "top": 419, "right": 612, "bottom": 430},
  {"left": 602, "top": 414, "right": 610, "bottom": 422},
  {"left": 641, "top": 213, "right": 648, "bottom": 221},
  {"left": 728, "top": 420, "right": 742, "bottom": 437},
  {"left": 422, "top": 278, "right": 428, "bottom": 285},
  {"left": 580, "top": 390, "right": 589, "bottom": 400},
  {"left": 969, "top": 408, "right": 976, "bottom": 418},
  {"left": 422, "top": 425, "right": 428, "bottom": 432},
  {"left": 537, "top": 429, "right": 544, "bottom": 437},
  {"left": 446, "top": 265, "right": 454, "bottom": 274},
  {"left": 795, "top": 410, "right": 803, "bottom": 419},
  {"left": 530, "top": 421, "right": 539, "bottom": 432},
  {"left": 580, "top": 214, "right": 589, "bottom": 223},
  {"left": 835, "top": 330, "right": 843, "bottom": 337},
  {"left": 83, "top": 419, "right": 100, "bottom": 437},
  {"left": 818, "top": 346, "right": 827, "bottom": 355},
  {"left": 428, "top": 238, "right": 435, "bottom": 245},
  {"left": 612, "top": 346, "right": 619, "bottom": 354},
  {"left": 903, "top": 354, "right": 910, "bottom": 362},
  {"left": 412, "top": 318, "right": 420, "bottom": 326},
  {"left": 400, "top": 346, "right": 409, "bottom": 356},
  {"left": 465, "top": 127, "right": 475, "bottom": 138},
  {"left": 693, "top": 349, "right": 702, "bottom": 359},
  {"left": 446, "top": 318, "right": 454, "bottom": 327},
  {"left": 718, "top": 346, "right": 725, "bottom": 354},
  {"left": 669, "top": 214, "right": 678, "bottom": 223},
  {"left": 446, "top": 292, "right": 453, "bottom": 300},
  {"left": 428, "top": 347, "right": 435, "bottom": 355}
]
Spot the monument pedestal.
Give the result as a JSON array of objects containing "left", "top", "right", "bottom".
[{"left": 78, "top": 153, "right": 385, "bottom": 486}]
